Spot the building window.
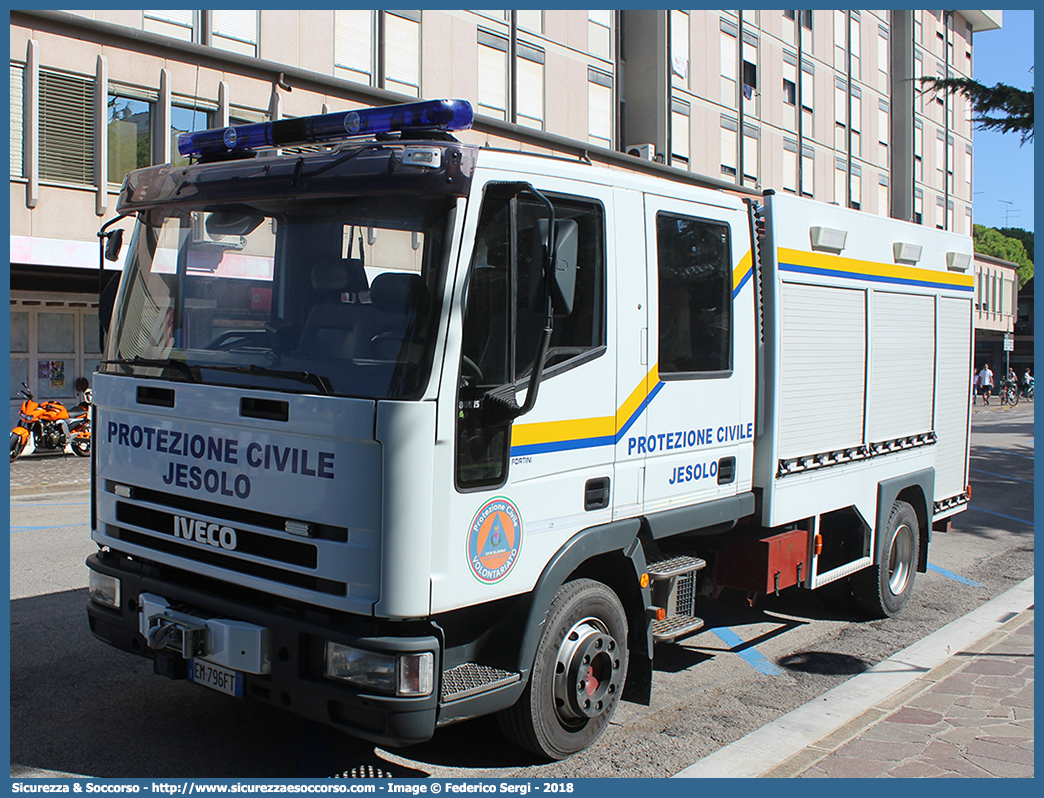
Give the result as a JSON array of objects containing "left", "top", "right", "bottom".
[
  {"left": 878, "top": 99, "right": 889, "bottom": 165},
  {"left": 588, "top": 10, "right": 612, "bottom": 61},
  {"left": 800, "top": 62, "right": 814, "bottom": 138},
  {"left": 720, "top": 22, "right": 737, "bottom": 105},
  {"left": 801, "top": 145, "right": 814, "bottom": 197},
  {"left": 211, "top": 10, "right": 258, "bottom": 57},
  {"left": 783, "top": 138, "right": 798, "bottom": 193},
  {"left": 143, "top": 10, "right": 195, "bottom": 42},
  {"left": 384, "top": 11, "right": 421, "bottom": 98},
  {"left": 877, "top": 173, "right": 889, "bottom": 217},
  {"left": 108, "top": 90, "right": 153, "bottom": 185},
  {"left": 334, "top": 9, "right": 375, "bottom": 86},
  {"left": 477, "top": 31, "right": 508, "bottom": 120},
  {"left": 516, "top": 44, "right": 545, "bottom": 131},
  {"left": 170, "top": 103, "right": 213, "bottom": 169},
  {"left": 914, "top": 189, "right": 923, "bottom": 225},
  {"left": 913, "top": 120, "right": 924, "bottom": 182},
  {"left": 11, "top": 62, "right": 24, "bottom": 178},
  {"left": 671, "top": 99, "right": 690, "bottom": 167},
  {"left": 742, "top": 123, "right": 758, "bottom": 186},
  {"left": 850, "top": 164, "right": 861, "bottom": 210},
  {"left": 588, "top": 69, "right": 612, "bottom": 148},
  {"left": 517, "top": 10, "right": 542, "bottom": 34},
  {"left": 656, "top": 213, "right": 732, "bottom": 375},
  {"left": 720, "top": 116, "right": 738, "bottom": 177},
  {"left": 878, "top": 26, "right": 889, "bottom": 84},
  {"left": 783, "top": 78, "right": 796, "bottom": 107},
  {"left": 671, "top": 10, "right": 689, "bottom": 86},
  {"left": 40, "top": 69, "right": 95, "bottom": 186}
]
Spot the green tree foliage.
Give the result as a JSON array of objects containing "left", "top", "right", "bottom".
[
  {"left": 998, "top": 227, "right": 1034, "bottom": 264},
  {"left": 974, "top": 225, "right": 1034, "bottom": 287},
  {"left": 918, "top": 76, "right": 1033, "bottom": 143}
]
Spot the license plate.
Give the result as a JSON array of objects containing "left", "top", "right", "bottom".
[{"left": 188, "top": 659, "right": 243, "bottom": 698}]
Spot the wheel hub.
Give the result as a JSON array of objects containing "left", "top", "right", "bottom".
[
  {"left": 553, "top": 619, "right": 622, "bottom": 722},
  {"left": 887, "top": 523, "right": 914, "bottom": 595}
]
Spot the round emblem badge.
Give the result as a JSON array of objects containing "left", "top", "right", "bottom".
[{"left": 467, "top": 498, "right": 523, "bottom": 584}]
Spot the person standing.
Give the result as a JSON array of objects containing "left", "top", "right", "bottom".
[{"left": 978, "top": 363, "right": 994, "bottom": 405}]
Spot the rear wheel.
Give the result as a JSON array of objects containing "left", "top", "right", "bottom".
[
  {"left": 498, "top": 579, "right": 628, "bottom": 760},
  {"left": 852, "top": 500, "right": 919, "bottom": 618},
  {"left": 70, "top": 436, "right": 91, "bottom": 457}
]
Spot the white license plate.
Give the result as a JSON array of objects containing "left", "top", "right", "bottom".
[{"left": 188, "top": 659, "right": 243, "bottom": 698}]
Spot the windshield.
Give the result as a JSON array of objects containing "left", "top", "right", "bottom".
[{"left": 105, "top": 194, "right": 454, "bottom": 399}]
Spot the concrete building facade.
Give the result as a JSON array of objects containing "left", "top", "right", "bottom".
[{"left": 9, "top": 9, "right": 1003, "bottom": 424}]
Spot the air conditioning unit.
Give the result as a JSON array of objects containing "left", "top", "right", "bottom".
[
  {"left": 626, "top": 143, "right": 656, "bottom": 161},
  {"left": 191, "top": 212, "right": 245, "bottom": 250}
]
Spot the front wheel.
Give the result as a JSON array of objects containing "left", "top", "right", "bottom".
[
  {"left": 852, "top": 500, "right": 919, "bottom": 618},
  {"left": 10, "top": 431, "right": 27, "bottom": 462},
  {"left": 497, "top": 579, "right": 628, "bottom": 760},
  {"left": 1005, "top": 385, "right": 1019, "bottom": 406}
]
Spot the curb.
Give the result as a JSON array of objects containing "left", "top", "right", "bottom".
[{"left": 672, "top": 576, "right": 1035, "bottom": 778}]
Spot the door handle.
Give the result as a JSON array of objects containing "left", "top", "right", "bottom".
[{"left": 585, "top": 477, "right": 611, "bottom": 511}]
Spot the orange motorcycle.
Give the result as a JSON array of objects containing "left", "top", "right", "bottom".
[{"left": 10, "top": 382, "right": 91, "bottom": 461}]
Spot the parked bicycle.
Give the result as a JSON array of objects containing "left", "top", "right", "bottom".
[{"left": 999, "top": 378, "right": 1019, "bottom": 407}]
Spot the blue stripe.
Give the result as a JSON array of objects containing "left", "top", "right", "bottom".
[
  {"left": 969, "top": 468, "right": 1035, "bottom": 485},
  {"left": 709, "top": 626, "right": 783, "bottom": 676},
  {"left": 966, "top": 505, "right": 1034, "bottom": 526},
  {"left": 780, "top": 262, "right": 975, "bottom": 293},
  {"left": 732, "top": 266, "right": 753, "bottom": 298},
  {"left": 927, "top": 563, "right": 982, "bottom": 587},
  {"left": 975, "top": 446, "right": 1035, "bottom": 461},
  {"left": 615, "top": 381, "right": 664, "bottom": 442}
]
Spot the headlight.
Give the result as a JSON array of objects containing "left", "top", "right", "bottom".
[
  {"left": 88, "top": 570, "right": 121, "bottom": 608},
  {"left": 324, "top": 641, "right": 433, "bottom": 696}
]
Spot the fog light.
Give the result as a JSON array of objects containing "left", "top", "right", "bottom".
[
  {"left": 88, "top": 570, "right": 121, "bottom": 608},
  {"left": 324, "top": 642, "right": 433, "bottom": 696}
]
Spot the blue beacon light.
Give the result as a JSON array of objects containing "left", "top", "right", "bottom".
[{"left": 178, "top": 98, "right": 474, "bottom": 158}]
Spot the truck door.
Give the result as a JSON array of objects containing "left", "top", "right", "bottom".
[
  {"left": 639, "top": 194, "right": 755, "bottom": 518},
  {"left": 431, "top": 175, "right": 619, "bottom": 613}
]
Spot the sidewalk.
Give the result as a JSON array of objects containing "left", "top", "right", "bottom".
[
  {"left": 9, "top": 448, "right": 91, "bottom": 495},
  {"left": 675, "top": 578, "right": 1034, "bottom": 778}
]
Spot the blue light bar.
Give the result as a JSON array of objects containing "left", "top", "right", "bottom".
[{"left": 178, "top": 98, "right": 474, "bottom": 158}]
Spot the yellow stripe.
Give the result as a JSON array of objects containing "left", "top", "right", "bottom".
[
  {"left": 733, "top": 250, "right": 753, "bottom": 290},
  {"left": 779, "top": 247, "right": 974, "bottom": 289},
  {"left": 513, "top": 364, "right": 660, "bottom": 447}
]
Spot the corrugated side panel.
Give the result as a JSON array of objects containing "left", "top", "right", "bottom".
[
  {"left": 934, "top": 296, "right": 972, "bottom": 500},
  {"left": 778, "top": 282, "right": 866, "bottom": 459},
  {"left": 868, "top": 291, "right": 935, "bottom": 442}
]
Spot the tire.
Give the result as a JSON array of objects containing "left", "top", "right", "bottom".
[
  {"left": 852, "top": 500, "right": 919, "bottom": 619},
  {"left": 10, "top": 432, "right": 26, "bottom": 462},
  {"left": 70, "top": 436, "right": 91, "bottom": 457},
  {"left": 497, "top": 579, "right": 628, "bottom": 760},
  {"left": 1006, "top": 385, "right": 1019, "bottom": 407}
]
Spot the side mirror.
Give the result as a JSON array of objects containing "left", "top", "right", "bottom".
[
  {"left": 529, "top": 218, "right": 579, "bottom": 317},
  {"left": 104, "top": 228, "right": 124, "bottom": 262}
]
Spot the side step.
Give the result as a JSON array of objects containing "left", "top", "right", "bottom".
[
  {"left": 441, "top": 663, "right": 520, "bottom": 703},
  {"left": 647, "top": 554, "right": 707, "bottom": 644}
]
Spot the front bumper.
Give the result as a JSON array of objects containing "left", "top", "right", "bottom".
[{"left": 85, "top": 551, "right": 439, "bottom": 747}]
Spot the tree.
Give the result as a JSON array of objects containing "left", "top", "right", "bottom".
[
  {"left": 918, "top": 76, "right": 1033, "bottom": 142},
  {"left": 998, "top": 227, "right": 1034, "bottom": 264},
  {"left": 974, "top": 224, "right": 1034, "bottom": 287}
]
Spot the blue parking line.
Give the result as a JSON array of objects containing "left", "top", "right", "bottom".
[
  {"left": 967, "top": 505, "right": 1034, "bottom": 526},
  {"left": 10, "top": 523, "right": 89, "bottom": 534},
  {"left": 708, "top": 626, "right": 783, "bottom": 676},
  {"left": 969, "top": 468, "right": 1034, "bottom": 485},
  {"left": 927, "top": 563, "right": 982, "bottom": 587},
  {"left": 975, "top": 447, "right": 1035, "bottom": 461},
  {"left": 10, "top": 502, "right": 90, "bottom": 507}
]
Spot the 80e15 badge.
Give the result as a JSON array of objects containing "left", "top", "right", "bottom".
[{"left": 466, "top": 497, "right": 523, "bottom": 584}]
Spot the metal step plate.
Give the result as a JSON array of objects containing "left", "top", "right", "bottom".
[
  {"left": 647, "top": 554, "right": 707, "bottom": 580},
  {"left": 652, "top": 614, "right": 705, "bottom": 643}
]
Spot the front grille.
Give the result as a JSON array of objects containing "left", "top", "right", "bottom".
[
  {"left": 116, "top": 502, "right": 317, "bottom": 568},
  {"left": 109, "top": 525, "right": 346, "bottom": 596},
  {"left": 106, "top": 481, "right": 347, "bottom": 542}
]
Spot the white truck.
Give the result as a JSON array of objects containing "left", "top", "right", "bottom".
[{"left": 87, "top": 99, "right": 973, "bottom": 760}]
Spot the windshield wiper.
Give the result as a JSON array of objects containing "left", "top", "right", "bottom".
[
  {"left": 102, "top": 357, "right": 197, "bottom": 383},
  {"left": 198, "top": 363, "right": 333, "bottom": 396}
]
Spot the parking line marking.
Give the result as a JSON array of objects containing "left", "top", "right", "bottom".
[
  {"left": 969, "top": 468, "right": 1034, "bottom": 485},
  {"left": 708, "top": 626, "right": 784, "bottom": 676},
  {"left": 9, "top": 523, "right": 89, "bottom": 534},
  {"left": 974, "top": 447, "right": 1035, "bottom": 460},
  {"left": 966, "top": 505, "right": 1034, "bottom": 527},
  {"left": 927, "top": 563, "right": 982, "bottom": 587}
]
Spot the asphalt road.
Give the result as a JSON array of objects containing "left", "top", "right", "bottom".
[{"left": 9, "top": 402, "right": 1033, "bottom": 779}]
